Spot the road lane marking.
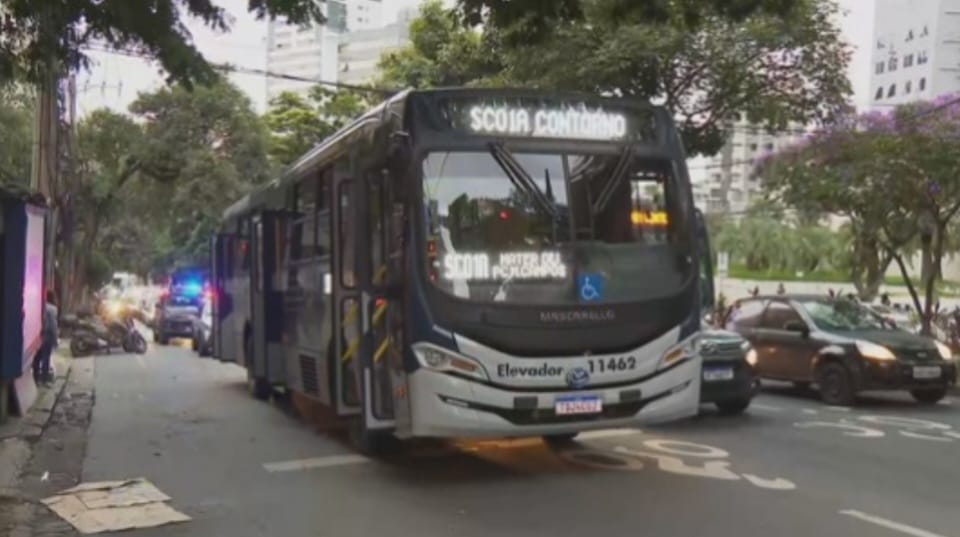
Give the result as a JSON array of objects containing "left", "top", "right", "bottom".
[
  {"left": 839, "top": 510, "right": 947, "bottom": 537},
  {"left": 749, "top": 403, "right": 783, "bottom": 412},
  {"left": 801, "top": 408, "right": 818, "bottom": 415},
  {"left": 579, "top": 429, "right": 642, "bottom": 440},
  {"left": 825, "top": 406, "right": 851, "bottom": 412},
  {"left": 263, "top": 454, "right": 370, "bottom": 473}
]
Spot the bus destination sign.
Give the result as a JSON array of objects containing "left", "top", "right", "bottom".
[{"left": 467, "top": 104, "right": 628, "bottom": 141}]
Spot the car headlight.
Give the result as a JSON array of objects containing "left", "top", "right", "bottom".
[
  {"left": 740, "top": 340, "right": 751, "bottom": 351},
  {"left": 934, "top": 340, "right": 953, "bottom": 361},
  {"left": 412, "top": 343, "right": 489, "bottom": 381},
  {"left": 856, "top": 340, "right": 896, "bottom": 361},
  {"left": 745, "top": 348, "right": 758, "bottom": 367}
]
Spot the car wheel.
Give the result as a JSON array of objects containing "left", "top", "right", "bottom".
[
  {"left": 817, "top": 362, "right": 856, "bottom": 406},
  {"left": 716, "top": 398, "right": 752, "bottom": 415},
  {"left": 542, "top": 433, "right": 580, "bottom": 445},
  {"left": 910, "top": 387, "right": 947, "bottom": 405}
]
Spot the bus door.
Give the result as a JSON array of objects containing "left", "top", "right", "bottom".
[
  {"left": 332, "top": 163, "right": 361, "bottom": 416},
  {"left": 249, "top": 211, "right": 286, "bottom": 386},
  {"left": 355, "top": 168, "right": 399, "bottom": 431},
  {"left": 210, "top": 233, "right": 231, "bottom": 360}
]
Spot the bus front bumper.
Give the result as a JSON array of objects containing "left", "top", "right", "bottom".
[{"left": 405, "top": 357, "right": 701, "bottom": 439}]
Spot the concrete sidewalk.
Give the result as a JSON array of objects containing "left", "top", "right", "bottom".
[{"left": 0, "top": 348, "right": 73, "bottom": 494}]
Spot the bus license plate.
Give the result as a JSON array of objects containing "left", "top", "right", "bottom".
[
  {"left": 913, "top": 366, "right": 941, "bottom": 379},
  {"left": 703, "top": 367, "right": 735, "bottom": 382},
  {"left": 555, "top": 396, "right": 603, "bottom": 416}
]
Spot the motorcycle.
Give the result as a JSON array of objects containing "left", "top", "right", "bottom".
[{"left": 69, "top": 308, "right": 148, "bottom": 357}]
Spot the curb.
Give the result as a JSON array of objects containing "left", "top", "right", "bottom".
[{"left": 0, "top": 350, "right": 73, "bottom": 442}]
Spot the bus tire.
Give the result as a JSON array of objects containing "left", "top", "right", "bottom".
[
  {"left": 245, "top": 335, "right": 270, "bottom": 401},
  {"left": 543, "top": 433, "right": 579, "bottom": 445},
  {"left": 350, "top": 418, "right": 401, "bottom": 457}
]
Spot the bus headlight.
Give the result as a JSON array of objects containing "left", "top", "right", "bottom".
[
  {"left": 412, "top": 343, "right": 489, "bottom": 381},
  {"left": 659, "top": 337, "right": 698, "bottom": 369}
]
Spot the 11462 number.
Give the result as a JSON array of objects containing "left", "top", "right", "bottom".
[{"left": 588, "top": 357, "right": 636, "bottom": 373}]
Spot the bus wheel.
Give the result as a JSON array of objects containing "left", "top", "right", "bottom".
[
  {"left": 245, "top": 336, "right": 270, "bottom": 401},
  {"left": 543, "top": 433, "right": 579, "bottom": 446},
  {"left": 349, "top": 418, "right": 401, "bottom": 457}
]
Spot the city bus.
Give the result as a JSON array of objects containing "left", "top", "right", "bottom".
[{"left": 210, "top": 88, "right": 705, "bottom": 453}]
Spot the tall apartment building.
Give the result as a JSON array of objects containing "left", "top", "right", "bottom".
[
  {"left": 338, "top": 8, "right": 417, "bottom": 86},
  {"left": 691, "top": 121, "right": 805, "bottom": 215},
  {"left": 265, "top": 0, "right": 383, "bottom": 102},
  {"left": 870, "top": 0, "right": 960, "bottom": 108}
]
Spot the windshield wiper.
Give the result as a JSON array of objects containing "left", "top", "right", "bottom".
[
  {"left": 591, "top": 147, "right": 632, "bottom": 216},
  {"left": 488, "top": 142, "right": 558, "bottom": 219}
]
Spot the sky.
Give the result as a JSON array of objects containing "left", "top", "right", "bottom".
[
  {"left": 76, "top": 0, "right": 424, "bottom": 117},
  {"left": 77, "top": 0, "right": 877, "bottom": 118}
]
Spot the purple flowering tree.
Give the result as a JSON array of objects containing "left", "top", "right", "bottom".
[{"left": 756, "top": 95, "right": 960, "bottom": 334}]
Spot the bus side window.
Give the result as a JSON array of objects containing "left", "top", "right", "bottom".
[
  {"left": 368, "top": 172, "right": 386, "bottom": 286},
  {"left": 238, "top": 218, "right": 251, "bottom": 273},
  {"left": 316, "top": 169, "right": 331, "bottom": 256},
  {"left": 339, "top": 181, "right": 355, "bottom": 288},
  {"left": 224, "top": 236, "right": 235, "bottom": 278}
]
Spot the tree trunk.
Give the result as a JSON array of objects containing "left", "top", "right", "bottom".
[
  {"left": 891, "top": 252, "right": 926, "bottom": 333},
  {"left": 851, "top": 237, "right": 889, "bottom": 302}
]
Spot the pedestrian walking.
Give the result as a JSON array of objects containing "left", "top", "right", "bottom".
[
  {"left": 777, "top": 283, "right": 785, "bottom": 295},
  {"left": 880, "top": 293, "right": 891, "bottom": 306},
  {"left": 32, "top": 290, "right": 59, "bottom": 386}
]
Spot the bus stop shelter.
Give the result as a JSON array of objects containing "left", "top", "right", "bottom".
[{"left": 0, "top": 185, "right": 47, "bottom": 423}]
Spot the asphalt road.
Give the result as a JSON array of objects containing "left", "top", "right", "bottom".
[{"left": 59, "top": 344, "right": 960, "bottom": 537}]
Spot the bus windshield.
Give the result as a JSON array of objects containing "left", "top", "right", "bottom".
[{"left": 422, "top": 150, "right": 691, "bottom": 305}]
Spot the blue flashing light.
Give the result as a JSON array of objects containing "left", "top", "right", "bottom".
[{"left": 180, "top": 280, "right": 203, "bottom": 297}]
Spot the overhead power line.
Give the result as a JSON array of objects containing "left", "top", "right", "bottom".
[{"left": 81, "top": 44, "right": 399, "bottom": 96}]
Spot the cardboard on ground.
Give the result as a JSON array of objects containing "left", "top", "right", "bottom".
[{"left": 42, "top": 478, "right": 190, "bottom": 534}]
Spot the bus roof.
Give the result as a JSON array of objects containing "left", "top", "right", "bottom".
[{"left": 221, "top": 87, "right": 673, "bottom": 222}]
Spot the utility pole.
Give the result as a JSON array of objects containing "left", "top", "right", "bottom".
[{"left": 30, "top": 61, "right": 61, "bottom": 296}]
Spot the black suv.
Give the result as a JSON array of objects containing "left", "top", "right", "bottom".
[{"left": 726, "top": 294, "right": 957, "bottom": 405}]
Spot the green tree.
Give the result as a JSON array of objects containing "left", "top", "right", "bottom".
[
  {"left": 457, "top": 0, "right": 805, "bottom": 45},
  {"left": 377, "top": 0, "right": 505, "bottom": 89},
  {"left": 1, "top": 0, "right": 324, "bottom": 85},
  {"left": 499, "top": 0, "right": 851, "bottom": 156},
  {"left": 757, "top": 95, "right": 960, "bottom": 332},
  {"left": 262, "top": 87, "right": 368, "bottom": 168},
  {"left": 58, "top": 109, "right": 144, "bottom": 306},
  {"left": 0, "top": 85, "right": 35, "bottom": 187},
  {"left": 383, "top": 0, "right": 850, "bottom": 157},
  {"left": 128, "top": 80, "right": 271, "bottom": 269}
]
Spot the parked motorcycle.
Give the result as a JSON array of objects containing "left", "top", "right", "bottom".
[{"left": 69, "top": 310, "right": 148, "bottom": 357}]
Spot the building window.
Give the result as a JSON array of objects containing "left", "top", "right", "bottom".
[
  {"left": 905, "top": 80, "right": 912, "bottom": 94},
  {"left": 749, "top": 143, "right": 758, "bottom": 152},
  {"left": 887, "top": 84, "right": 896, "bottom": 98},
  {"left": 888, "top": 56, "right": 898, "bottom": 71},
  {"left": 904, "top": 53, "right": 914, "bottom": 67},
  {"left": 875, "top": 61, "right": 885, "bottom": 74},
  {"left": 920, "top": 77, "right": 927, "bottom": 91},
  {"left": 765, "top": 142, "right": 774, "bottom": 151},
  {"left": 922, "top": 25, "right": 929, "bottom": 37},
  {"left": 875, "top": 87, "right": 883, "bottom": 100},
  {"left": 906, "top": 29, "right": 915, "bottom": 41},
  {"left": 918, "top": 50, "right": 928, "bottom": 64}
]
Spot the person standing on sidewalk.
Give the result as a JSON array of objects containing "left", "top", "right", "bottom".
[{"left": 32, "top": 290, "right": 59, "bottom": 386}]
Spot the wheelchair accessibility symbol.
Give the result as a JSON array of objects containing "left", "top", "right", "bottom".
[{"left": 577, "top": 274, "right": 604, "bottom": 303}]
